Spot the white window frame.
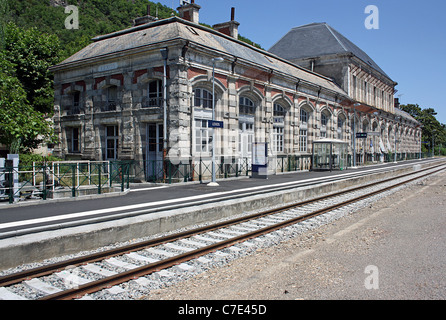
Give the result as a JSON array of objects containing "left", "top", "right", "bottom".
[
  {"left": 299, "top": 129, "right": 307, "bottom": 152},
  {"left": 67, "top": 127, "right": 80, "bottom": 153},
  {"left": 273, "top": 103, "right": 285, "bottom": 153},
  {"left": 321, "top": 113, "right": 328, "bottom": 138},
  {"left": 194, "top": 88, "right": 213, "bottom": 109},
  {"left": 194, "top": 118, "right": 213, "bottom": 155}
]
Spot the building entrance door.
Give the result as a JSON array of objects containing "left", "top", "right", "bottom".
[
  {"left": 239, "top": 118, "right": 254, "bottom": 169},
  {"left": 146, "top": 123, "right": 164, "bottom": 180}
]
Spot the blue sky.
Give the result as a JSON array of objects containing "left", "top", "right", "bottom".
[{"left": 158, "top": 0, "right": 446, "bottom": 124}]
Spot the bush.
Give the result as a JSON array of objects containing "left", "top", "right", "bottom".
[{"left": 18, "top": 153, "right": 63, "bottom": 169}]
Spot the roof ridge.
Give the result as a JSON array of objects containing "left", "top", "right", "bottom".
[{"left": 324, "top": 24, "right": 348, "bottom": 52}]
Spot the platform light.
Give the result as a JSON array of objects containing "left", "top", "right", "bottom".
[{"left": 208, "top": 57, "right": 224, "bottom": 187}]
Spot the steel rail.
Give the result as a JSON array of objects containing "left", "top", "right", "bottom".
[
  {"left": 0, "top": 162, "right": 444, "bottom": 289},
  {"left": 39, "top": 164, "right": 446, "bottom": 300},
  {"left": 1, "top": 159, "right": 439, "bottom": 240}
]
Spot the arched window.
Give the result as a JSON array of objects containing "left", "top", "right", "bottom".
[
  {"left": 299, "top": 108, "right": 309, "bottom": 152},
  {"left": 238, "top": 96, "right": 256, "bottom": 158},
  {"left": 321, "top": 112, "right": 329, "bottom": 138},
  {"left": 194, "top": 88, "right": 213, "bottom": 109},
  {"left": 239, "top": 96, "right": 256, "bottom": 115},
  {"left": 193, "top": 88, "right": 214, "bottom": 155},
  {"left": 273, "top": 103, "right": 285, "bottom": 153},
  {"left": 337, "top": 115, "right": 345, "bottom": 140},
  {"left": 362, "top": 120, "right": 369, "bottom": 133},
  {"left": 300, "top": 108, "right": 308, "bottom": 124}
]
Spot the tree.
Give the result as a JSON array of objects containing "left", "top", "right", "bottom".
[
  {"left": 0, "top": 23, "right": 58, "bottom": 153},
  {"left": 3, "top": 22, "right": 61, "bottom": 114},
  {"left": 0, "top": 61, "right": 55, "bottom": 153},
  {"left": 400, "top": 104, "right": 446, "bottom": 154}
]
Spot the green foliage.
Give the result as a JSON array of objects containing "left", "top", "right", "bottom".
[
  {"left": 6, "top": 0, "right": 262, "bottom": 61},
  {"left": 1, "top": 0, "right": 264, "bottom": 154},
  {"left": 0, "top": 46, "right": 57, "bottom": 153},
  {"left": 400, "top": 104, "right": 446, "bottom": 154},
  {"left": 238, "top": 35, "right": 263, "bottom": 50},
  {"left": 18, "top": 153, "right": 64, "bottom": 169},
  {"left": 3, "top": 22, "right": 61, "bottom": 114},
  {"left": 6, "top": 0, "right": 179, "bottom": 60}
]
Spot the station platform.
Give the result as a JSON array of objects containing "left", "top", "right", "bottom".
[{"left": 0, "top": 158, "right": 438, "bottom": 269}]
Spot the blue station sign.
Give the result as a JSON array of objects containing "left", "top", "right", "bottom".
[{"left": 208, "top": 120, "right": 224, "bottom": 128}]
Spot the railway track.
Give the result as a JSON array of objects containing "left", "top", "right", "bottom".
[{"left": 1, "top": 161, "right": 445, "bottom": 300}]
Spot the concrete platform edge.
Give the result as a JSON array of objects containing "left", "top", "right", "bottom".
[{"left": 0, "top": 163, "right": 429, "bottom": 270}]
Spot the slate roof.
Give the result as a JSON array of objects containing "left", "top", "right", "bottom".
[
  {"left": 268, "top": 23, "right": 391, "bottom": 80},
  {"left": 53, "top": 17, "right": 349, "bottom": 99},
  {"left": 394, "top": 107, "right": 419, "bottom": 124}
]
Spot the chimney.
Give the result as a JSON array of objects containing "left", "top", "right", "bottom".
[
  {"left": 177, "top": 0, "right": 201, "bottom": 24},
  {"left": 133, "top": 5, "right": 158, "bottom": 26},
  {"left": 213, "top": 7, "right": 240, "bottom": 39}
]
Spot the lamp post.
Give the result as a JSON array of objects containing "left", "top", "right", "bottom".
[{"left": 208, "top": 57, "right": 224, "bottom": 187}]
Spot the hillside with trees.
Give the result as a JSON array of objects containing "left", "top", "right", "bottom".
[
  {"left": 5, "top": 0, "right": 178, "bottom": 61},
  {"left": 0, "top": 0, "right": 262, "bottom": 154}
]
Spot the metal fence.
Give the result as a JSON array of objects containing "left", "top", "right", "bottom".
[
  {"left": 0, "top": 153, "right": 429, "bottom": 203},
  {"left": 0, "top": 161, "right": 130, "bottom": 204}
]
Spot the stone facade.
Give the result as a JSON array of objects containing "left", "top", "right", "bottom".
[{"left": 51, "top": 3, "right": 421, "bottom": 179}]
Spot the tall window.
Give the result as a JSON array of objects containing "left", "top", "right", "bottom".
[
  {"left": 239, "top": 96, "right": 256, "bottom": 158},
  {"left": 106, "top": 125, "right": 119, "bottom": 160},
  {"left": 193, "top": 88, "right": 214, "bottom": 155},
  {"left": 321, "top": 113, "right": 328, "bottom": 138},
  {"left": 273, "top": 104, "right": 285, "bottom": 153},
  {"left": 352, "top": 75, "right": 357, "bottom": 100},
  {"left": 337, "top": 116, "right": 344, "bottom": 140},
  {"left": 195, "top": 119, "right": 212, "bottom": 154},
  {"left": 239, "top": 122, "right": 254, "bottom": 155},
  {"left": 300, "top": 108, "right": 308, "bottom": 124},
  {"left": 299, "top": 129, "right": 307, "bottom": 152},
  {"left": 373, "top": 86, "right": 377, "bottom": 106},
  {"left": 364, "top": 81, "right": 368, "bottom": 103},
  {"left": 299, "top": 108, "right": 308, "bottom": 152},
  {"left": 104, "top": 86, "right": 117, "bottom": 111},
  {"left": 67, "top": 127, "right": 80, "bottom": 153},
  {"left": 145, "top": 80, "right": 163, "bottom": 107},
  {"left": 194, "top": 88, "right": 213, "bottom": 109},
  {"left": 71, "top": 91, "right": 81, "bottom": 114},
  {"left": 67, "top": 91, "right": 81, "bottom": 115}
]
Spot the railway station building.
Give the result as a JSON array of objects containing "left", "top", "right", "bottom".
[{"left": 50, "top": 1, "right": 421, "bottom": 181}]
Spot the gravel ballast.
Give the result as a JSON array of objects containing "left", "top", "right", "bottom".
[{"left": 144, "top": 171, "right": 446, "bottom": 300}]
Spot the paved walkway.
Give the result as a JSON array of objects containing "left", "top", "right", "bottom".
[{"left": 0, "top": 159, "right": 434, "bottom": 236}]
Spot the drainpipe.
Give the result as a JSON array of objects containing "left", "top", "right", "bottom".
[{"left": 160, "top": 48, "right": 168, "bottom": 166}]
